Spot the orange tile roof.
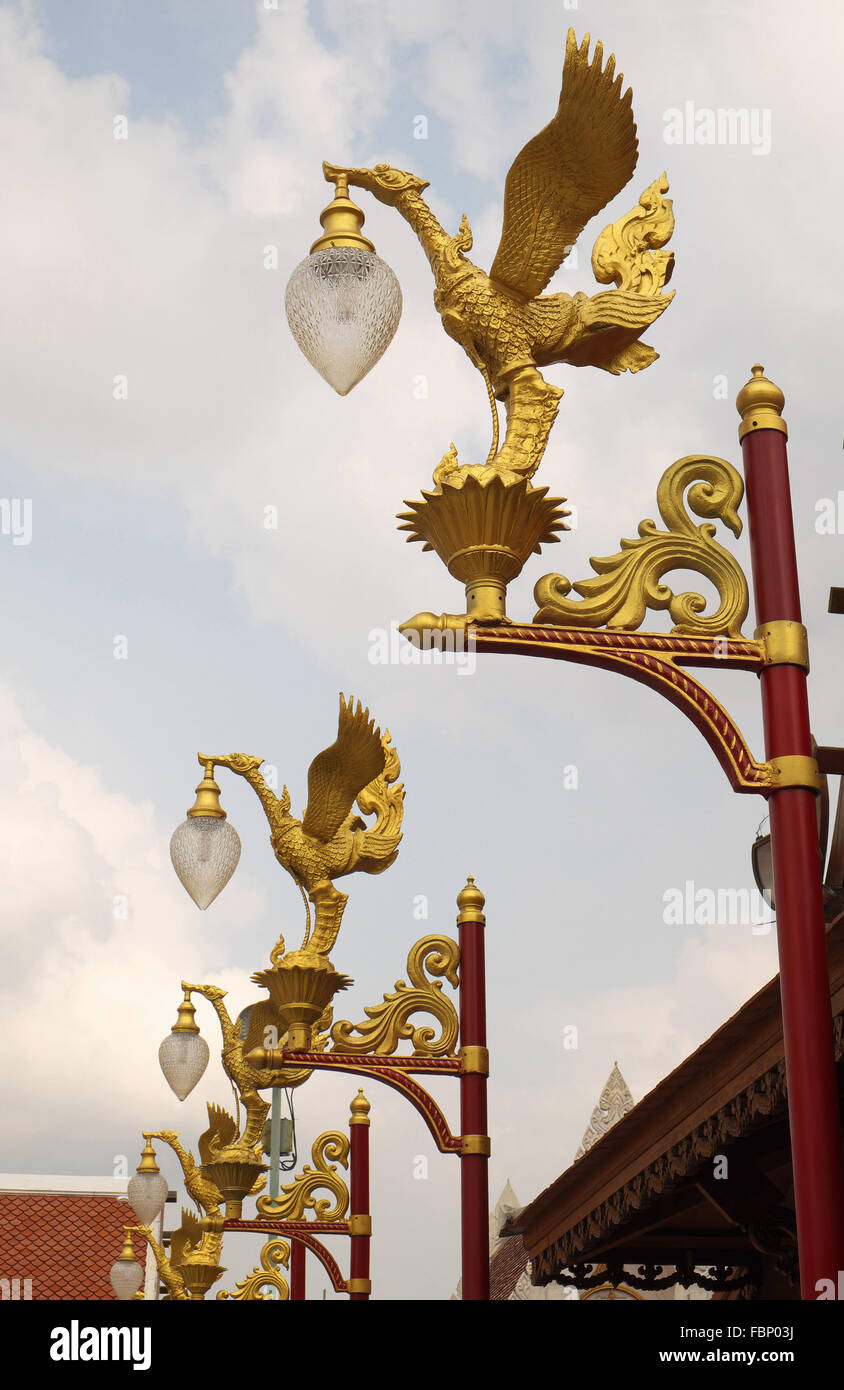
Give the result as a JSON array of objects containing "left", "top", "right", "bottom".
[{"left": 0, "top": 1193, "right": 147, "bottom": 1300}]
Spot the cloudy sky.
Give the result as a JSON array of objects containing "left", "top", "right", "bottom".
[{"left": 0, "top": 0, "right": 841, "bottom": 1300}]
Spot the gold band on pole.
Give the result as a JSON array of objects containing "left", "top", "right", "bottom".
[
  {"left": 460, "top": 1135, "right": 491, "bottom": 1156},
  {"left": 767, "top": 755, "right": 823, "bottom": 793},
  {"left": 755, "top": 621, "right": 809, "bottom": 673},
  {"left": 459, "top": 1045, "right": 490, "bottom": 1075},
  {"left": 347, "top": 1277, "right": 372, "bottom": 1295}
]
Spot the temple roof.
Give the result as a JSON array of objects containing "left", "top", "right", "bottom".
[{"left": 575, "top": 1062, "right": 634, "bottom": 1160}]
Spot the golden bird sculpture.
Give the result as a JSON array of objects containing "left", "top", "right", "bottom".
[
  {"left": 205, "top": 694, "right": 404, "bottom": 959},
  {"left": 325, "top": 28, "right": 675, "bottom": 487}
]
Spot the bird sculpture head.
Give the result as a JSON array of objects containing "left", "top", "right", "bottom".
[{"left": 324, "top": 160, "right": 429, "bottom": 208}]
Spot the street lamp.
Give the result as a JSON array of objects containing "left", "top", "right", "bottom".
[
  {"left": 287, "top": 22, "right": 844, "bottom": 1300},
  {"left": 158, "top": 991, "right": 210, "bottom": 1100},
  {"left": 285, "top": 172, "right": 402, "bottom": 396},
  {"left": 127, "top": 1136, "right": 169, "bottom": 1225},
  {"left": 109, "top": 1231, "right": 145, "bottom": 1302},
  {"left": 169, "top": 762, "right": 241, "bottom": 910},
  {"left": 115, "top": 694, "right": 491, "bottom": 1299}
]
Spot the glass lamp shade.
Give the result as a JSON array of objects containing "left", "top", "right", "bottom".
[
  {"left": 170, "top": 816, "right": 241, "bottom": 910},
  {"left": 751, "top": 833, "right": 775, "bottom": 911},
  {"left": 158, "top": 1028, "right": 210, "bottom": 1101},
  {"left": 285, "top": 246, "right": 402, "bottom": 395},
  {"left": 110, "top": 1254, "right": 144, "bottom": 1301},
  {"left": 127, "top": 1171, "right": 169, "bottom": 1226}
]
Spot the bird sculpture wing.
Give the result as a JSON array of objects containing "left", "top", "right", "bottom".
[
  {"left": 301, "top": 694, "right": 386, "bottom": 843},
  {"left": 169, "top": 1208, "right": 202, "bottom": 1268},
  {"left": 197, "top": 1102, "right": 238, "bottom": 1166},
  {"left": 490, "top": 29, "right": 638, "bottom": 299}
]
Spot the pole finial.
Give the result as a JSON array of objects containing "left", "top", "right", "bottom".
[
  {"left": 350, "top": 1088, "right": 371, "bottom": 1126},
  {"left": 736, "top": 363, "right": 787, "bottom": 442},
  {"left": 457, "top": 875, "right": 486, "bottom": 923}
]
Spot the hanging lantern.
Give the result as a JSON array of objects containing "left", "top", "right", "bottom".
[
  {"left": 158, "top": 991, "right": 210, "bottom": 1101},
  {"left": 286, "top": 173, "right": 402, "bottom": 395},
  {"left": 170, "top": 762, "right": 241, "bottom": 910},
  {"left": 127, "top": 1137, "right": 169, "bottom": 1225},
  {"left": 110, "top": 1230, "right": 144, "bottom": 1301}
]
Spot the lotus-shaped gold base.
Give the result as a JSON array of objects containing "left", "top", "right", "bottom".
[
  {"left": 252, "top": 951, "right": 353, "bottom": 1051},
  {"left": 397, "top": 470, "right": 568, "bottom": 627},
  {"left": 180, "top": 1263, "right": 228, "bottom": 1300},
  {"left": 201, "top": 1149, "right": 268, "bottom": 1220}
]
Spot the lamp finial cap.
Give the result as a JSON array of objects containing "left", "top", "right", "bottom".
[
  {"left": 736, "top": 364, "right": 787, "bottom": 441},
  {"left": 350, "top": 1088, "right": 371, "bottom": 1125},
  {"left": 457, "top": 875, "right": 486, "bottom": 923}
]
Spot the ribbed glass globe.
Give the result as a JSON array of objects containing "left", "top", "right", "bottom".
[
  {"left": 110, "top": 1256, "right": 144, "bottom": 1301},
  {"left": 286, "top": 246, "right": 402, "bottom": 395},
  {"left": 169, "top": 817, "right": 241, "bottom": 910},
  {"left": 158, "top": 1028, "right": 210, "bottom": 1101},
  {"left": 127, "top": 1171, "right": 169, "bottom": 1225}
]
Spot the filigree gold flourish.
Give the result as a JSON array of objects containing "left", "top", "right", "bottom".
[
  {"left": 255, "top": 1131, "right": 349, "bottom": 1222},
  {"left": 592, "top": 174, "right": 674, "bottom": 300},
  {"left": 216, "top": 1238, "right": 290, "bottom": 1301},
  {"left": 533, "top": 456, "right": 748, "bottom": 636},
  {"left": 329, "top": 934, "right": 460, "bottom": 1057}
]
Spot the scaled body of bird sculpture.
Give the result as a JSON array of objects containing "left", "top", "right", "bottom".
[
  {"left": 203, "top": 695, "right": 404, "bottom": 959},
  {"left": 325, "top": 29, "right": 675, "bottom": 485}
]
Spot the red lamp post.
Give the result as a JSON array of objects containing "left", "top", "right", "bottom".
[
  {"left": 348, "top": 1089, "right": 371, "bottom": 1301},
  {"left": 738, "top": 367, "right": 844, "bottom": 1296},
  {"left": 457, "top": 878, "right": 490, "bottom": 1301},
  {"left": 290, "top": 1239, "right": 306, "bottom": 1301}
]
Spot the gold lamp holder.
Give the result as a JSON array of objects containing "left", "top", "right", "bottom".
[
  {"left": 310, "top": 173, "right": 375, "bottom": 255},
  {"left": 186, "top": 761, "right": 227, "bottom": 820},
  {"left": 137, "top": 1135, "right": 162, "bottom": 1175}
]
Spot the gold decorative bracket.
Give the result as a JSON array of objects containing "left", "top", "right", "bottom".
[
  {"left": 329, "top": 935, "right": 460, "bottom": 1057},
  {"left": 255, "top": 1131, "right": 349, "bottom": 1222},
  {"left": 216, "top": 1238, "right": 289, "bottom": 1301},
  {"left": 533, "top": 455, "right": 749, "bottom": 637},
  {"left": 468, "top": 624, "right": 775, "bottom": 797}
]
